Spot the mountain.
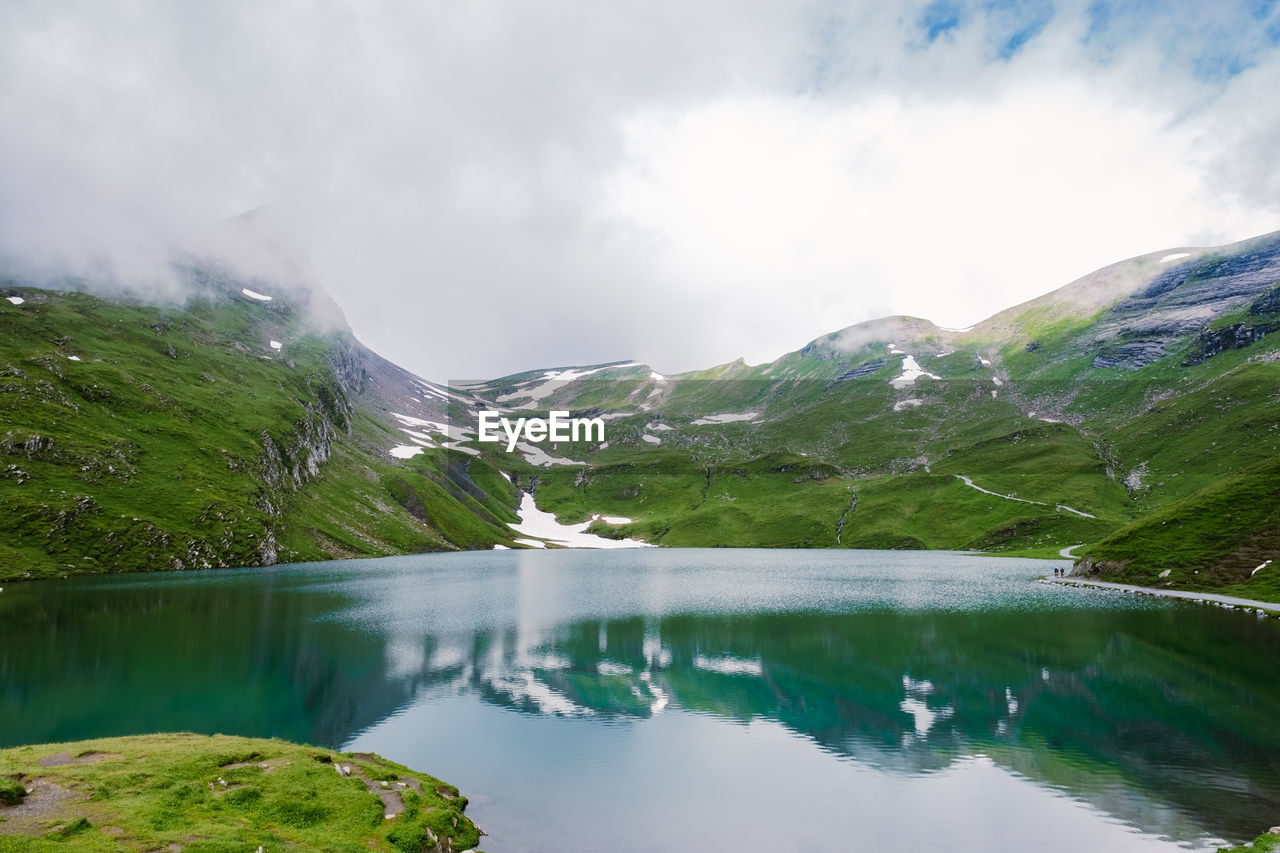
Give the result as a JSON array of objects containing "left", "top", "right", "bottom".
[
  {"left": 453, "top": 231, "right": 1280, "bottom": 598},
  {"left": 2, "top": 230, "right": 1278, "bottom": 599},
  {"left": 0, "top": 260, "right": 526, "bottom": 580}
]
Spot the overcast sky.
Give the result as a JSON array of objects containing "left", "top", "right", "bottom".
[{"left": 2, "top": 1, "right": 1279, "bottom": 378}]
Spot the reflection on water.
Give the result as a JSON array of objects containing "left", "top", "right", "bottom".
[{"left": 3, "top": 549, "right": 1279, "bottom": 851}]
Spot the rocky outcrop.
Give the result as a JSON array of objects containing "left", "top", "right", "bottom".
[
  {"left": 1249, "top": 283, "right": 1280, "bottom": 316},
  {"left": 1182, "top": 320, "right": 1280, "bottom": 366},
  {"left": 1068, "top": 558, "right": 1124, "bottom": 578},
  {"left": 833, "top": 360, "right": 885, "bottom": 381},
  {"left": 1092, "top": 340, "right": 1166, "bottom": 370},
  {"left": 254, "top": 381, "right": 353, "bottom": 565},
  {"left": 1090, "top": 236, "right": 1280, "bottom": 367},
  {"left": 1122, "top": 239, "right": 1280, "bottom": 312}
]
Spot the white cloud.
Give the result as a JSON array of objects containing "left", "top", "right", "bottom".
[
  {"left": 0, "top": 1, "right": 1277, "bottom": 378},
  {"left": 595, "top": 75, "right": 1279, "bottom": 366}
]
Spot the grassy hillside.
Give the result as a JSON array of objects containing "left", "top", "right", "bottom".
[
  {"left": 4, "top": 231, "right": 1278, "bottom": 594},
  {"left": 459, "top": 234, "right": 1280, "bottom": 595},
  {"left": 0, "top": 733, "right": 480, "bottom": 852},
  {"left": 1076, "top": 455, "right": 1280, "bottom": 600},
  {"left": 0, "top": 282, "right": 519, "bottom": 580}
]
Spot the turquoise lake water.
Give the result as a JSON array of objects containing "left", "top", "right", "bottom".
[{"left": 3, "top": 548, "right": 1279, "bottom": 851}]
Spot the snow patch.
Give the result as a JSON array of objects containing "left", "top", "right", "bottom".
[
  {"left": 507, "top": 492, "right": 651, "bottom": 548},
  {"left": 391, "top": 412, "right": 439, "bottom": 428},
  {"left": 497, "top": 362, "right": 642, "bottom": 403},
  {"left": 390, "top": 445, "right": 425, "bottom": 459},
  {"left": 650, "top": 371, "right": 666, "bottom": 382},
  {"left": 391, "top": 413, "right": 473, "bottom": 440},
  {"left": 493, "top": 544, "right": 510, "bottom": 550},
  {"left": 66, "top": 355, "right": 81, "bottom": 361},
  {"left": 893, "top": 399, "right": 922, "bottom": 411},
  {"left": 412, "top": 381, "right": 454, "bottom": 402},
  {"left": 598, "top": 515, "right": 632, "bottom": 525},
  {"left": 890, "top": 354, "right": 940, "bottom": 388},
  {"left": 269, "top": 340, "right": 282, "bottom": 350},
  {"left": 6, "top": 296, "right": 24, "bottom": 305},
  {"left": 517, "top": 441, "right": 584, "bottom": 467},
  {"left": 646, "top": 423, "right": 673, "bottom": 431},
  {"left": 641, "top": 434, "right": 661, "bottom": 445},
  {"left": 690, "top": 412, "right": 760, "bottom": 425},
  {"left": 241, "top": 288, "right": 272, "bottom": 301},
  {"left": 399, "top": 428, "right": 436, "bottom": 447},
  {"left": 442, "top": 442, "right": 480, "bottom": 456},
  {"left": 1159, "top": 252, "right": 1191, "bottom": 264}
]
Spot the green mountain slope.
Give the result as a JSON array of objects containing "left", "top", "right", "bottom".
[
  {"left": 452, "top": 232, "right": 1280, "bottom": 594},
  {"left": 0, "top": 270, "right": 520, "bottom": 581},
  {"left": 4, "top": 229, "right": 1278, "bottom": 597}
]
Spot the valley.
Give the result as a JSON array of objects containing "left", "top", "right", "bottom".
[{"left": 3, "top": 230, "right": 1279, "bottom": 600}]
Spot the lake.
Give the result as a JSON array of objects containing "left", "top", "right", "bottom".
[{"left": 3, "top": 548, "right": 1279, "bottom": 851}]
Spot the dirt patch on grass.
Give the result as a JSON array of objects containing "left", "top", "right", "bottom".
[
  {"left": 0, "top": 777, "right": 85, "bottom": 835},
  {"left": 220, "top": 757, "right": 291, "bottom": 772},
  {"left": 364, "top": 779, "right": 405, "bottom": 820},
  {"left": 36, "top": 750, "right": 123, "bottom": 767}
]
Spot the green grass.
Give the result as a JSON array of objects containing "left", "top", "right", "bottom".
[
  {"left": 0, "top": 286, "right": 517, "bottom": 579},
  {"left": 0, "top": 733, "right": 479, "bottom": 852},
  {"left": 1077, "top": 455, "right": 1280, "bottom": 600}
]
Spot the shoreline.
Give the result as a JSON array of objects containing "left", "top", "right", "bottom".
[{"left": 1048, "top": 577, "right": 1280, "bottom": 614}]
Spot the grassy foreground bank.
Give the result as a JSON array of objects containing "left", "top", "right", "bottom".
[{"left": 0, "top": 733, "right": 481, "bottom": 852}]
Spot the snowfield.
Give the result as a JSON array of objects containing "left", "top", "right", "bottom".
[
  {"left": 517, "top": 441, "right": 584, "bottom": 467},
  {"left": 507, "top": 493, "right": 651, "bottom": 548},
  {"left": 241, "top": 288, "right": 272, "bottom": 301}
]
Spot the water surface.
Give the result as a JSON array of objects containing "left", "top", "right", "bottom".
[{"left": 3, "top": 549, "right": 1279, "bottom": 851}]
